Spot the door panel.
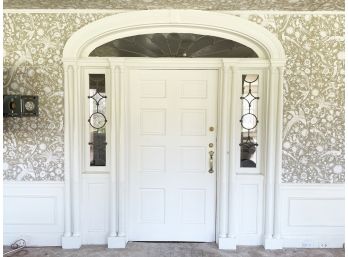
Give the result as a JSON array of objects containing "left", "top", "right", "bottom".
[{"left": 129, "top": 69, "right": 218, "bottom": 242}]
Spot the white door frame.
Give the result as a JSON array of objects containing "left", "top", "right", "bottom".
[{"left": 62, "top": 10, "right": 286, "bottom": 250}]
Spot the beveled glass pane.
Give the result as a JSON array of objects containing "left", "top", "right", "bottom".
[
  {"left": 240, "top": 74, "right": 259, "bottom": 168},
  {"left": 88, "top": 74, "right": 107, "bottom": 166},
  {"left": 89, "top": 33, "right": 258, "bottom": 58}
]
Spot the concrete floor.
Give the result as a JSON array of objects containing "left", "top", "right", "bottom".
[{"left": 3, "top": 242, "right": 345, "bottom": 257}]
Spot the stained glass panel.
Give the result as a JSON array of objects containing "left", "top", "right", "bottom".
[
  {"left": 240, "top": 74, "right": 259, "bottom": 168},
  {"left": 88, "top": 74, "right": 107, "bottom": 166}
]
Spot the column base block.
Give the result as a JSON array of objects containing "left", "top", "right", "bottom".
[
  {"left": 218, "top": 237, "right": 237, "bottom": 250},
  {"left": 264, "top": 238, "right": 283, "bottom": 249},
  {"left": 108, "top": 236, "right": 127, "bottom": 248},
  {"left": 62, "top": 236, "right": 81, "bottom": 249}
]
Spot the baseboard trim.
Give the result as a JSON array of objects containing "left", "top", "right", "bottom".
[
  {"left": 218, "top": 236, "right": 237, "bottom": 250},
  {"left": 281, "top": 235, "right": 345, "bottom": 248},
  {"left": 264, "top": 238, "right": 283, "bottom": 249},
  {"left": 62, "top": 235, "right": 81, "bottom": 249},
  {"left": 4, "top": 233, "right": 63, "bottom": 246},
  {"left": 108, "top": 236, "right": 127, "bottom": 248}
]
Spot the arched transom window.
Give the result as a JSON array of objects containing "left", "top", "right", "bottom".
[{"left": 89, "top": 33, "right": 258, "bottom": 58}]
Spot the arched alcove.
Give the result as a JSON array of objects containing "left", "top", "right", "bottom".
[{"left": 62, "top": 10, "right": 286, "bottom": 251}]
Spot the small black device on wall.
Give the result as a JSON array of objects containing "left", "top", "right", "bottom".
[{"left": 3, "top": 95, "right": 39, "bottom": 117}]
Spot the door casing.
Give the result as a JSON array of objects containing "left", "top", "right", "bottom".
[
  {"left": 62, "top": 10, "right": 286, "bottom": 250},
  {"left": 77, "top": 57, "right": 271, "bottom": 246}
]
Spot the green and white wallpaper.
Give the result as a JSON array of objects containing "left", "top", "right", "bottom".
[{"left": 3, "top": 12, "right": 345, "bottom": 183}]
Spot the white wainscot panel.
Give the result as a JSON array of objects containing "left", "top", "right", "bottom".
[
  {"left": 4, "top": 182, "right": 65, "bottom": 246},
  {"left": 280, "top": 184, "right": 345, "bottom": 248},
  {"left": 82, "top": 174, "right": 110, "bottom": 245},
  {"left": 236, "top": 175, "right": 264, "bottom": 245}
]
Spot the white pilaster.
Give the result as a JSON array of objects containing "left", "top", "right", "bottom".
[
  {"left": 272, "top": 66, "right": 284, "bottom": 243},
  {"left": 62, "top": 63, "right": 81, "bottom": 249},
  {"left": 217, "top": 65, "right": 230, "bottom": 239},
  {"left": 226, "top": 65, "right": 239, "bottom": 249},
  {"left": 63, "top": 64, "right": 73, "bottom": 238},
  {"left": 108, "top": 63, "right": 118, "bottom": 241},
  {"left": 264, "top": 67, "right": 277, "bottom": 241},
  {"left": 117, "top": 65, "right": 127, "bottom": 241}
]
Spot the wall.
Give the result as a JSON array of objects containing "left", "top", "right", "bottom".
[
  {"left": 3, "top": 11, "right": 345, "bottom": 248},
  {"left": 3, "top": 12, "right": 345, "bottom": 183}
]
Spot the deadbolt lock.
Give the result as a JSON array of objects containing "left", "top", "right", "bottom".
[
  {"left": 209, "top": 143, "right": 214, "bottom": 148},
  {"left": 209, "top": 127, "right": 214, "bottom": 132}
]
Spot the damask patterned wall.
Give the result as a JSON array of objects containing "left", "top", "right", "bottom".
[
  {"left": 3, "top": 0, "right": 344, "bottom": 11},
  {"left": 3, "top": 12, "right": 345, "bottom": 183}
]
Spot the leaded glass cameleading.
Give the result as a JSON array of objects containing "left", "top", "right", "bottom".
[
  {"left": 240, "top": 74, "right": 259, "bottom": 168},
  {"left": 88, "top": 74, "right": 107, "bottom": 166}
]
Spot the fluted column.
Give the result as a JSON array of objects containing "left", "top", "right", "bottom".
[
  {"left": 62, "top": 62, "right": 82, "bottom": 249},
  {"left": 218, "top": 66, "right": 230, "bottom": 240},
  {"left": 273, "top": 66, "right": 284, "bottom": 240},
  {"left": 227, "top": 66, "right": 238, "bottom": 241}
]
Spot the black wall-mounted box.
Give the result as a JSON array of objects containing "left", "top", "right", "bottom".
[{"left": 3, "top": 95, "right": 39, "bottom": 117}]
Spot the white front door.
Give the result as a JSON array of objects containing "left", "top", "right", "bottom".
[{"left": 128, "top": 69, "right": 218, "bottom": 242}]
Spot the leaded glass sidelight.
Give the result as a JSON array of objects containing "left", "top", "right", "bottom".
[
  {"left": 240, "top": 74, "right": 259, "bottom": 168},
  {"left": 88, "top": 74, "right": 107, "bottom": 166}
]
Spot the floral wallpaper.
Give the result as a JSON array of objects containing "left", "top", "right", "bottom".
[
  {"left": 3, "top": 0, "right": 344, "bottom": 11},
  {"left": 3, "top": 12, "right": 345, "bottom": 183}
]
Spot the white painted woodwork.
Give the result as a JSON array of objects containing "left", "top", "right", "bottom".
[
  {"left": 236, "top": 175, "right": 264, "bottom": 245},
  {"left": 3, "top": 9, "right": 344, "bottom": 251},
  {"left": 81, "top": 175, "right": 110, "bottom": 244},
  {"left": 4, "top": 182, "right": 64, "bottom": 246},
  {"left": 128, "top": 69, "right": 218, "bottom": 242},
  {"left": 279, "top": 184, "right": 345, "bottom": 248},
  {"left": 60, "top": 9, "right": 290, "bottom": 249},
  {"left": 4, "top": 181, "right": 344, "bottom": 249},
  {"left": 63, "top": 10, "right": 285, "bottom": 59}
]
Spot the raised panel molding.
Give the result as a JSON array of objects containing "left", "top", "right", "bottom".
[
  {"left": 140, "top": 146, "right": 166, "bottom": 172},
  {"left": 81, "top": 174, "right": 110, "bottom": 244},
  {"left": 140, "top": 80, "right": 167, "bottom": 98},
  {"left": 3, "top": 182, "right": 64, "bottom": 246},
  {"left": 139, "top": 188, "right": 165, "bottom": 224},
  {"left": 236, "top": 175, "right": 264, "bottom": 245},
  {"left": 180, "top": 80, "right": 208, "bottom": 99},
  {"left": 181, "top": 109, "right": 206, "bottom": 136},
  {"left": 179, "top": 147, "right": 206, "bottom": 172},
  {"left": 140, "top": 109, "right": 166, "bottom": 135},
  {"left": 279, "top": 184, "right": 345, "bottom": 248},
  {"left": 180, "top": 189, "right": 206, "bottom": 224}
]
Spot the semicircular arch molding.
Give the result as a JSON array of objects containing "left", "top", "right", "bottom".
[{"left": 63, "top": 10, "right": 285, "bottom": 60}]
